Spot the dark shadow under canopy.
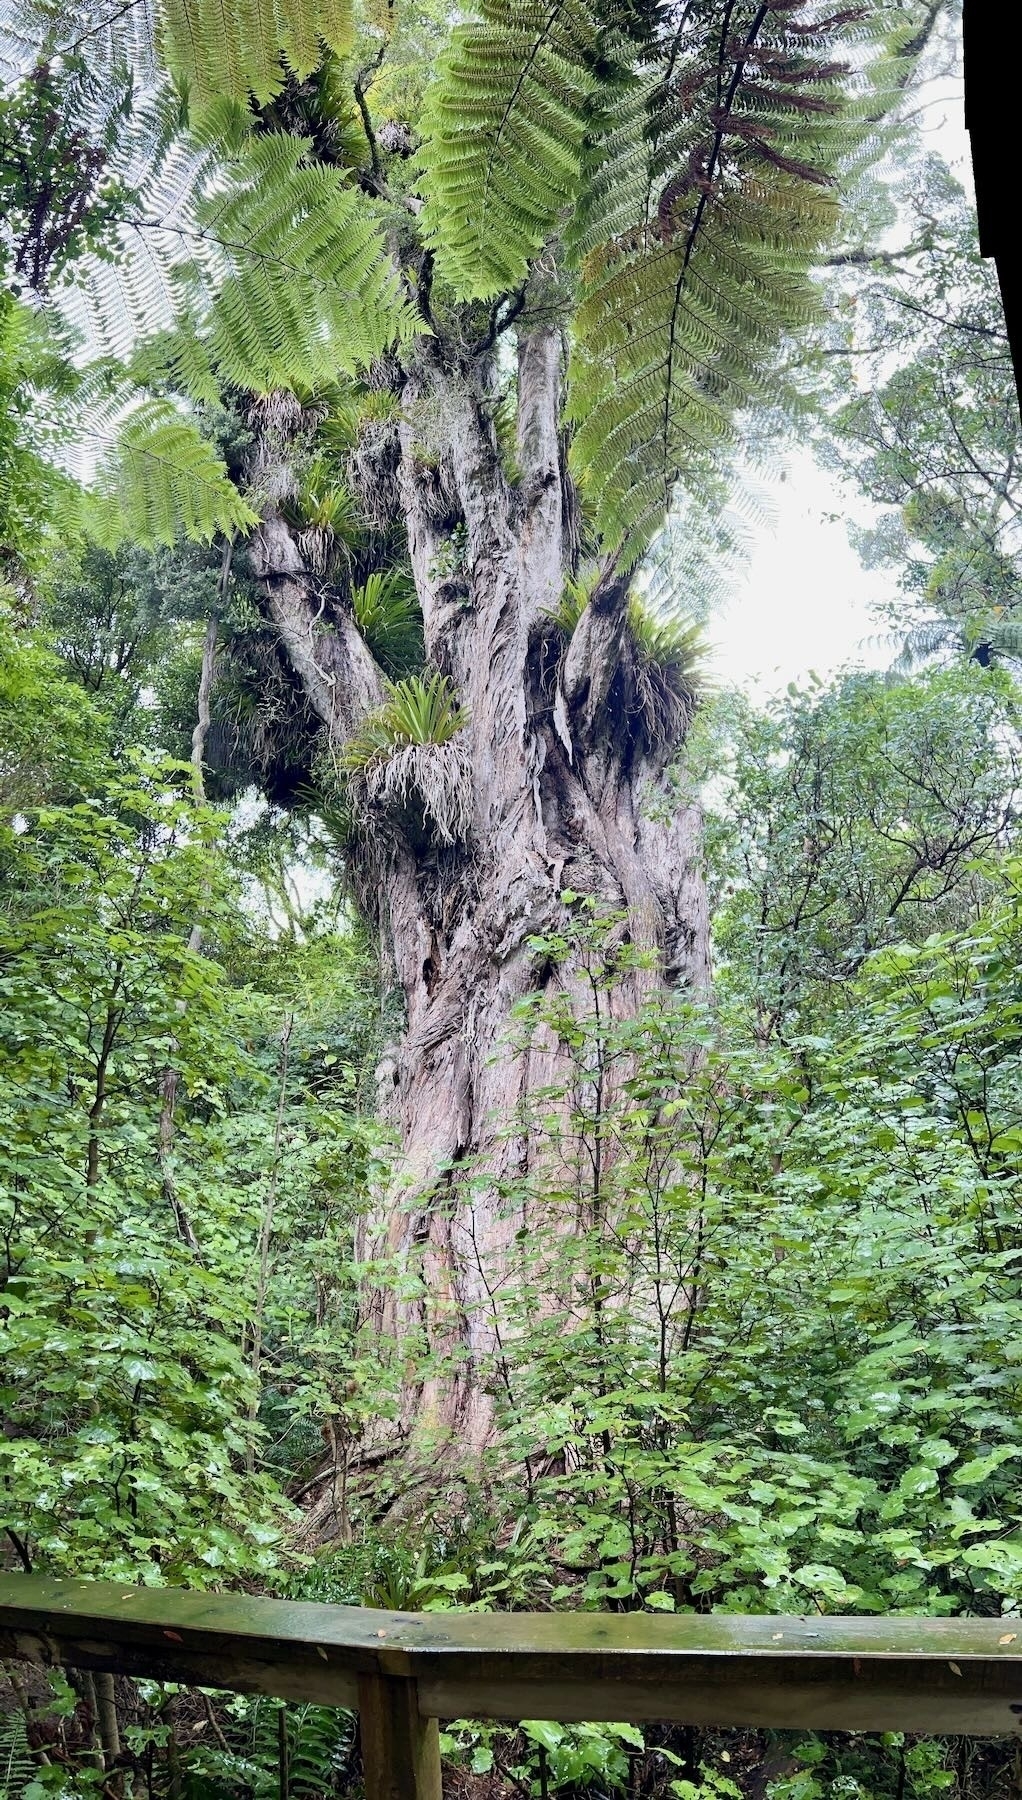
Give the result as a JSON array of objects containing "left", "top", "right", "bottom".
[{"left": 964, "top": 0, "right": 1022, "bottom": 421}]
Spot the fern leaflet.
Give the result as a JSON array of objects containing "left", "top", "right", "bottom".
[
  {"left": 97, "top": 398, "right": 257, "bottom": 545},
  {"left": 159, "top": 0, "right": 354, "bottom": 112},
  {"left": 418, "top": 0, "right": 613, "bottom": 301}
]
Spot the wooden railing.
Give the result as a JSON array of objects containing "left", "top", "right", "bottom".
[{"left": 3, "top": 1576, "right": 1022, "bottom": 1799}]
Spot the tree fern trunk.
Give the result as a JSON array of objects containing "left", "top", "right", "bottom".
[{"left": 249, "top": 333, "right": 709, "bottom": 1487}]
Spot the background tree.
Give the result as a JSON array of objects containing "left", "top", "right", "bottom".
[
  {"left": 708, "top": 664, "right": 1021, "bottom": 1041},
  {"left": 815, "top": 152, "right": 1022, "bottom": 668}
]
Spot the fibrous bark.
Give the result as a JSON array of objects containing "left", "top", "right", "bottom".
[{"left": 247, "top": 326, "right": 709, "bottom": 1481}]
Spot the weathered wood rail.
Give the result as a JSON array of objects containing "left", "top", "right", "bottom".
[{"left": 3, "top": 1578, "right": 1022, "bottom": 1799}]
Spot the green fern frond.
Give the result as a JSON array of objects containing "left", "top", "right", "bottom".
[
  {"left": 159, "top": 0, "right": 354, "bottom": 114},
  {"left": 73, "top": 117, "right": 412, "bottom": 391},
  {"left": 5, "top": 51, "right": 410, "bottom": 390},
  {"left": 986, "top": 619, "right": 1022, "bottom": 661},
  {"left": 0, "top": 1709, "right": 36, "bottom": 1799},
  {"left": 569, "top": 177, "right": 836, "bottom": 557},
  {"left": 895, "top": 613, "right": 1022, "bottom": 673},
  {"left": 567, "top": 0, "right": 890, "bottom": 559},
  {"left": 418, "top": 0, "right": 613, "bottom": 300},
  {"left": 97, "top": 399, "right": 257, "bottom": 546},
  {"left": 1, "top": 1, "right": 160, "bottom": 87},
  {"left": 189, "top": 133, "right": 417, "bottom": 390}
]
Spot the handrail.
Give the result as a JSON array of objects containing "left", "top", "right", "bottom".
[{"left": 3, "top": 1577, "right": 1022, "bottom": 1799}]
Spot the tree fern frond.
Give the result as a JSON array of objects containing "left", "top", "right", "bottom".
[
  {"left": 0, "top": 17, "right": 39, "bottom": 87},
  {"left": 418, "top": 0, "right": 619, "bottom": 301},
  {"left": 69, "top": 128, "right": 416, "bottom": 392},
  {"left": 1, "top": 0, "right": 159, "bottom": 86},
  {"left": 159, "top": 0, "right": 354, "bottom": 113},
  {"left": 2, "top": 0, "right": 161, "bottom": 82},
  {"left": 893, "top": 611, "right": 1022, "bottom": 673},
  {"left": 96, "top": 398, "right": 257, "bottom": 545},
  {"left": 987, "top": 619, "right": 1022, "bottom": 662},
  {"left": 191, "top": 134, "right": 418, "bottom": 389},
  {"left": 642, "top": 477, "right": 752, "bottom": 622},
  {"left": 567, "top": 0, "right": 890, "bottom": 559}
]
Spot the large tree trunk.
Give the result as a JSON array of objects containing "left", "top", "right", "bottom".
[{"left": 247, "top": 332, "right": 710, "bottom": 1482}]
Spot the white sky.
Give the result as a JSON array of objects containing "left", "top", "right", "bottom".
[{"left": 709, "top": 73, "right": 974, "bottom": 699}]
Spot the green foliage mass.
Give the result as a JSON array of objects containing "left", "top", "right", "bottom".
[
  {"left": 0, "top": 602, "right": 388, "bottom": 1597},
  {"left": 1, "top": 0, "right": 938, "bottom": 564},
  {"left": 481, "top": 890, "right": 1022, "bottom": 1618},
  {"left": 5, "top": 522, "right": 1022, "bottom": 1800},
  {"left": 390, "top": 845, "right": 1004, "bottom": 1628},
  {"left": 708, "top": 665, "right": 1022, "bottom": 1036},
  {"left": 816, "top": 154, "right": 1022, "bottom": 673}
]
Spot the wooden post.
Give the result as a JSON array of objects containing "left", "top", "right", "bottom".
[{"left": 358, "top": 1674, "right": 442, "bottom": 1800}]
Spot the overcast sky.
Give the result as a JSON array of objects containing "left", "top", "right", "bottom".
[{"left": 709, "top": 72, "right": 973, "bottom": 699}]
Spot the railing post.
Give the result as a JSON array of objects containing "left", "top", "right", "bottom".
[{"left": 358, "top": 1673, "right": 443, "bottom": 1800}]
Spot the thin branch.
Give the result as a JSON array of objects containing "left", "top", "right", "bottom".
[
  {"left": 4, "top": 1526, "right": 32, "bottom": 1573},
  {"left": 54, "top": 0, "right": 151, "bottom": 61},
  {"left": 822, "top": 237, "right": 934, "bottom": 269},
  {"left": 477, "top": 283, "right": 528, "bottom": 354},
  {"left": 888, "top": 292, "right": 1009, "bottom": 340},
  {"left": 353, "top": 44, "right": 387, "bottom": 187}
]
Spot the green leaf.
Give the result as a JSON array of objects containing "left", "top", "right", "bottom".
[
  {"left": 522, "top": 1721, "right": 565, "bottom": 1753},
  {"left": 98, "top": 401, "right": 256, "bottom": 546},
  {"left": 418, "top": 0, "right": 604, "bottom": 300},
  {"left": 953, "top": 1448, "right": 1021, "bottom": 1486},
  {"left": 160, "top": 0, "right": 354, "bottom": 113}
]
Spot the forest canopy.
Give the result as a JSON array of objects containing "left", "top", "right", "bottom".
[{"left": 3, "top": 1, "right": 1022, "bottom": 1798}]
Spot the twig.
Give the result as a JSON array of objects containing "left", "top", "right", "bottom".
[
  {"left": 4, "top": 1526, "right": 32, "bottom": 1572},
  {"left": 200, "top": 1693, "right": 230, "bottom": 1754},
  {"left": 354, "top": 44, "right": 387, "bottom": 186}
]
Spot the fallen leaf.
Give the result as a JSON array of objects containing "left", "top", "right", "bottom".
[
  {"left": 163, "top": 1629, "right": 183, "bottom": 1644},
  {"left": 999, "top": 1634, "right": 1018, "bottom": 1646},
  {"left": 948, "top": 1662, "right": 962, "bottom": 1676},
  {"left": 316, "top": 1646, "right": 328, "bottom": 1661}
]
